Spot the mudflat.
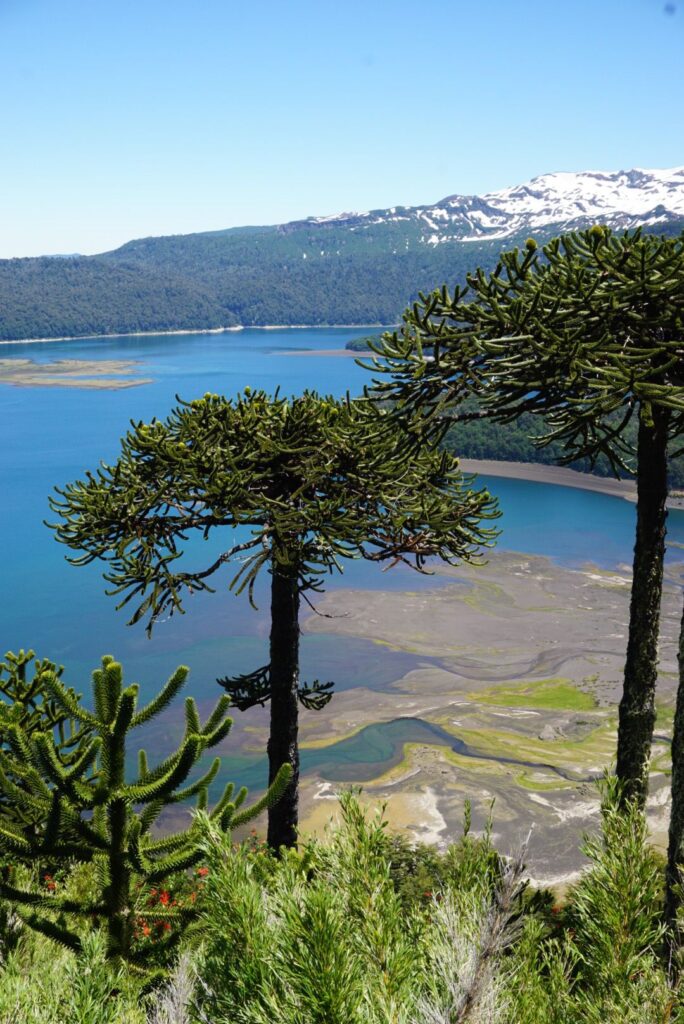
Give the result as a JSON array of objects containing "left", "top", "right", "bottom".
[
  {"left": 0, "top": 357, "right": 152, "bottom": 388},
  {"left": 295, "top": 550, "right": 682, "bottom": 883}
]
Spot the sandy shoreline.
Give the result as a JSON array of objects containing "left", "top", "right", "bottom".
[
  {"left": 0, "top": 323, "right": 393, "bottom": 347},
  {"left": 0, "top": 357, "right": 151, "bottom": 389},
  {"left": 274, "top": 348, "right": 361, "bottom": 358},
  {"left": 460, "top": 458, "right": 637, "bottom": 501},
  {"left": 460, "top": 458, "right": 684, "bottom": 510}
]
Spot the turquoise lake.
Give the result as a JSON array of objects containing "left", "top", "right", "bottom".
[{"left": 2, "top": 327, "right": 684, "bottom": 788}]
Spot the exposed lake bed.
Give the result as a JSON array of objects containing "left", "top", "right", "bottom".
[
  {"left": 0, "top": 356, "right": 151, "bottom": 388},
  {"left": 292, "top": 549, "right": 681, "bottom": 881}
]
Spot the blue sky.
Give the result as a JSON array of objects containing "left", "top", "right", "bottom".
[{"left": 2, "top": 0, "right": 683, "bottom": 257}]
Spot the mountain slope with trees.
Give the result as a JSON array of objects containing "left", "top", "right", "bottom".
[{"left": 2, "top": 166, "right": 683, "bottom": 341}]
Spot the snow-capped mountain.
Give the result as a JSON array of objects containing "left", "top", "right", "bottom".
[{"left": 301, "top": 166, "right": 684, "bottom": 245}]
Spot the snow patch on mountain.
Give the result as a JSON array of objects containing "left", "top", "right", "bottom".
[{"left": 302, "top": 166, "right": 684, "bottom": 243}]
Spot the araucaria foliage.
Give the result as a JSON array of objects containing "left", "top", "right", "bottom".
[
  {"left": 0, "top": 655, "right": 291, "bottom": 963},
  {"left": 48, "top": 389, "right": 498, "bottom": 849},
  {"left": 0, "top": 649, "right": 93, "bottom": 844}
]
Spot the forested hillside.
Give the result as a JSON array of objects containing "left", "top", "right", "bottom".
[
  {"left": 0, "top": 226, "right": 501, "bottom": 340},
  {"left": 0, "top": 256, "right": 234, "bottom": 340},
  {"left": 2, "top": 210, "right": 682, "bottom": 342}
]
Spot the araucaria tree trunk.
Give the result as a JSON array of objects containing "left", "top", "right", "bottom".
[
  {"left": 267, "top": 567, "right": 301, "bottom": 850},
  {"left": 616, "top": 406, "right": 670, "bottom": 806},
  {"left": 665, "top": 595, "right": 684, "bottom": 966},
  {"left": 107, "top": 797, "right": 132, "bottom": 957}
]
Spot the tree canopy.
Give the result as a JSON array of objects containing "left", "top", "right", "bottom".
[
  {"left": 49, "top": 389, "right": 499, "bottom": 627},
  {"left": 368, "top": 227, "right": 684, "bottom": 460}
]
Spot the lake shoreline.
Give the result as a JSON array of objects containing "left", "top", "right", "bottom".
[
  {"left": 461, "top": 458, "right": 684, "bottom": 510},
  {"left": 0, "top": 323, "right": 395, "bottom": 346},
  {"left": 461, "top": 459, "right": 636, "bottom": 500},
  {"left": 298, "top": 548, "right": 681, "bottom": 880}
]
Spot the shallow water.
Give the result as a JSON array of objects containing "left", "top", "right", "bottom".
[{"left": 201, "top": 715, "right": 599, "bottom": 798}]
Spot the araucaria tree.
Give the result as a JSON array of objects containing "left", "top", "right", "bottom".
[
  {"left": 49, "top": 389, "right": 498, "bottom": 849},
  {"left": 0, "top": 654, "right": 291, "bottom": 962},
  {"left": 368, "top": 227, "right": 684, "bottom": 805},
  {"left": 0, "top": 650, "right": 93, "bottom": 845}
]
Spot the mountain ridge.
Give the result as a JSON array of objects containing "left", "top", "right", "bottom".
[
  {"left": 287, "top": 165, "right": 684, "bottom": 244},
  {"left": 1, "top": 165, "right": 682, "bottom": 342}
]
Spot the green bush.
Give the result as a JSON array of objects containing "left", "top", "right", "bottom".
[
  {"left": 0, "top": 781, "right": 679, "bottom": 1022},
  {"left": 195, "top": 793, "right": 525, "bottom": 1024}
]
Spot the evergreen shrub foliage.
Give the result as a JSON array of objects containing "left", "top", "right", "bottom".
[
  {"left": 511, "top": 780, "right": 675, "bottom": 1024},
  {"left": 195, "top": 793, "right": 524, "bottom": 1024},
  {"left": 0, "top": 650, "right": 93, "bottom": 844},
  {"left": 192, "top": 788, "right": 681, "bottom": 1024},
  {"left": 0, "top": 923, "right": 196, "bottom": 1024},
  {"left": 0, "top": 655, "right": 291, "bottom": 964},
  {"left": 0, "top": 784, "right": 679, "bottom": 1022}
]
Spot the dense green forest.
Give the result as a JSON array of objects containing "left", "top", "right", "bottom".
[{"left": 2, "top": 215, "right": 683, "bottom": 341}]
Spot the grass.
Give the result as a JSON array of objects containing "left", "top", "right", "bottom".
[
  {"left": 461, "top": 580, "right": 515, "bottom": 615},
  {"left": 350, "top": 740, "right": 576, "bottom": 794},
  {"left": 300, "top": 724, "right": 367, "bottom": 750},
  {"left": 474, "top": 677, "right": 597, "bottom": 711}
]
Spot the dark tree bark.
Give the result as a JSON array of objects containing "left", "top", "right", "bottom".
[
  {"left": 266, "top": 567, "right": 301, "bottom": 851},
  {"left": 664, "top": 595, "right": 684, "bottom": 969},
  {"left": 616, "top": 406, "right": 670, "bottom": 806},
  {"left": 107, "top": 797, "right": 132, "bottom": 957}
]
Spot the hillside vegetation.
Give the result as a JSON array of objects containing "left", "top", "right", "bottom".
[
  {"left": 0, "top": 789, "right": 677, "bottom": 1024},
  {"left": 3, "top": 215, "right": 682, "bottom": 342}
]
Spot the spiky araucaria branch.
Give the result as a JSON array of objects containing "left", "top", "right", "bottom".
[
  {"left": 0, "top": 655, "right": 292, "bottom": 965},
  {"left": 0, "top": 650, "right": 95, "bottom": 842}
]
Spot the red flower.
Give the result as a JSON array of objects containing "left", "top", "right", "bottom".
[
  {"left": 159, "top": 890, "right": 170, "bottom": 906},
  {"left": 197, "top": 867, "right": 209, "bottom": 878}
]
